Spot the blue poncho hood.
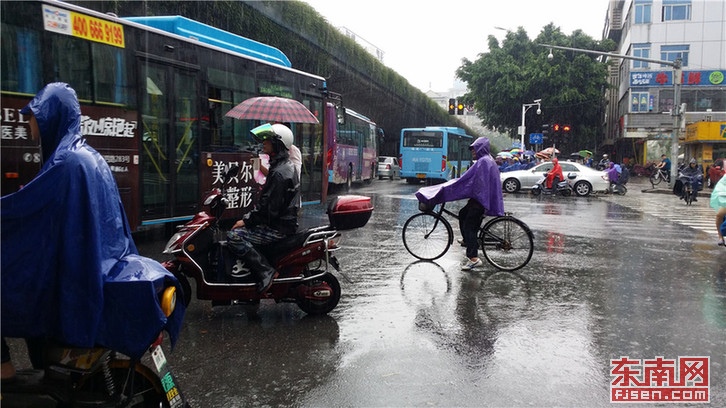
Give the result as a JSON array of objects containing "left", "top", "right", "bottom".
[
  {"left": 415, "top": 137, "right": 504, "bottom": 216},
  {"left": 2, "top": 83, "right": 185, "bottom": 358}
]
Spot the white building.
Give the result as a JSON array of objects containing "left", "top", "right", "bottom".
[{"left": 603, "top": 0, "right": 726, "bottom": 166}]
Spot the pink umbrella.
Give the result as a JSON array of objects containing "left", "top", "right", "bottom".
[{"left": 225, "top": 96, "right": 319, "bottom": 124}]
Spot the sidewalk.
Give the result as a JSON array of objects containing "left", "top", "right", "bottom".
[{"left": 628, "top": 175, "right": 673, "bottom": 195}]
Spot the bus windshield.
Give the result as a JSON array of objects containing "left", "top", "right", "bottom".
[{"left": 402, "top": 131, "right": 443, "bottom": 148}]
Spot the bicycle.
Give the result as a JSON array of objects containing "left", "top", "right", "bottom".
[
  {"left": 649, "top": 167, "right": 670, "bottom": 187},
  {"left": 402, "top": 202, "right": 534, "bottom": 271}
]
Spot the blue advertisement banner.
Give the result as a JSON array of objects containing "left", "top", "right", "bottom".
[{"left": 630, "top": 70, "right": 725, "bottom": 87}]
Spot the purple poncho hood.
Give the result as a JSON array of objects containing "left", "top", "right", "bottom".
[{"left": 415, "top": 137, "right": 504, "bottom": 216}]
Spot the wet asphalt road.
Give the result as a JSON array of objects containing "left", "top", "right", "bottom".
[
  {"left": 128, "top": 176, "right": 724, "bottom": 407},
  {"left": 4, "top": 177, "right": 714, "bottom": 407}
]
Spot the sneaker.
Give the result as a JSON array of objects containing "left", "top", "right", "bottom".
[
  {"left": 461, "top": 258, "right": 483, "bottom": 271},
  {"left": 457, "top": 238, "right": 465, "bottom": 246}
]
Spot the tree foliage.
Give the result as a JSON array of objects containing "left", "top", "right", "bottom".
[{"left": 457, "top": 24, "right": 615, "bottom": 152}]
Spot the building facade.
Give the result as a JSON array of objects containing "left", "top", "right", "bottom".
[{"left": 603, "top": 0, "right": 726, "bottom": 168}]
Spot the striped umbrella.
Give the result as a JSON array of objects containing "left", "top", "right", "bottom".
[{"left": 225, "top": 96, "right": 319, "bottom": 124}]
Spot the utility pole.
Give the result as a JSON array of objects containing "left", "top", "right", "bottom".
[{"left": 540, "top": 44, "right": 682, "bottom": 187}]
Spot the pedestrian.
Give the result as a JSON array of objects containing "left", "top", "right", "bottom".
[
  {"left": 414, "top": 137, "right": 503, "bottom": 271},
  {"left": 1, "top": 83, "right": 185, "bottom": 379},
  {"left": 711, "top": 175, "right": 726, "bottom": 246}
]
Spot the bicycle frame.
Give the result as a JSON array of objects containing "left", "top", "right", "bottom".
[{"left": 409, "top": 202, "right": 534, "bottom": 272}]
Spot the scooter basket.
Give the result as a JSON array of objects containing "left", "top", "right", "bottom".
[{"left": 327, "top": 195, "right": 373, "bottom": 230}]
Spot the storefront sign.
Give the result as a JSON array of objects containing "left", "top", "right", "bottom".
[{"left": 630, "top": 70, "right": 725, "bottom": 87}]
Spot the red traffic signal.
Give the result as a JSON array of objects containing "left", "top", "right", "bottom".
[
  {"left": 562, "top": 125, "right": 571, "bottom": 132},
  {"left": 553, "top": 124, "right": 560, "bottom": 132}
]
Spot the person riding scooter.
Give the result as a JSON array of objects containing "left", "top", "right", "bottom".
[
  {"left": 546, "top": 158, "right": 564, "bottom": 193},
  {"left": 227, "top": 123, "right": 300, "bottom": 293},
  {"left": 676, "top": 158, "right": 703, "bottom": 201}
]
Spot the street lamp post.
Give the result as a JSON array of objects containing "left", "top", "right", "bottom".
[
  {"left": 540, "top": 43, "right": 682, "bottom": 187},
  {"left": 519, "top": 99, "right": 541, "bottom": 151}
]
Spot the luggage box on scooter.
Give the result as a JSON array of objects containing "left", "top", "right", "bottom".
[{"left": 327, "top": 195, "right": 373, "bottom": 230}]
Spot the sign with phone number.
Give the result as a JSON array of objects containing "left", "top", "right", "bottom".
[{"left": 43, "top": 5, "right": 125, "bottom": 48}]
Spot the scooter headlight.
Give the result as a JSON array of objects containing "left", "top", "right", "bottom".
[{"left": 161, "top": 286, "right": 177, "bottom": 317}]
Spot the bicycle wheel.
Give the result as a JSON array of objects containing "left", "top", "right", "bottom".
[
  {"left": 685, "top": 186, "right": 693, "bottom": 205},
  {"left": 402, "top": 213, "right": 452, "bottom": 260},
  {"left": 649, "top": 172, "right": 662, "bottom": 186},
  {"left": 478, "top": 216, "right": 533, "bottom": 271}
]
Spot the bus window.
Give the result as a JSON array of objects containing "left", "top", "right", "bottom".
[
  {"left": 403, "top": 131, "right": 443, "bottom": 148},
  {"left": 51, "top": 35, "right": 92, "bottom": 101},
  {"left": 91, "top": 43, "right": 133, "bottom": 107},
  {"left": 1, "top": 24, "right": 41, "bottom": 94},
  {"left": 206, "top": 67, "right": 255, "bottom": 151}
]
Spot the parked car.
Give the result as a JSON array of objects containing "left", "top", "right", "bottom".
[
  {"left": 707, "top": 158, "right": 725, "bottom": 188},
  {"left": 377, "top": 156, "right": 400, "bottom": 180},
  {"left": 500, "top": 161, "right": 610, "bottom": 197}
]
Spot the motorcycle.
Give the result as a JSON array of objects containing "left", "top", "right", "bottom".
[
  {"left": 161, "top": 165, "right": 373, "bottom": 315},
  {"left": 677, "top": 172, "right": 703, "bottom": 206},
  {"left": 2, "top": 285, "right": 188, "bottom": 408},
  {"left": 531, "top": 173, "right": 576, "bottom": 196}
]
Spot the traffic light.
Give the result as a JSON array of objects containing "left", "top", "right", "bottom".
[
  {"left": 448, "top": 98, "right": 456, "bottom": 115},
  {"left": 553, "top": 124, "right": 560, "bottom": 132},
  {"left": 562, "top": 125, "right": 571, "bottom": 132},
  {"left": 457, "top": 102, "right": 464, "bottom": 115},
  {"left": 541, "top": 124, "right": 550, "bottom": 140}
]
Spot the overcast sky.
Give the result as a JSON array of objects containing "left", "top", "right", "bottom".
[{"left": 303, "top": 0, "right": 610, "bottom": 92}]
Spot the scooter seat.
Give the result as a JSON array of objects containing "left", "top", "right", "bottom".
[{"left": 256, "top": 227, "right": 331, "bottom": 263}]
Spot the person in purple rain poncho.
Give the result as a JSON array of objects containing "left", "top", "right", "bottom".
[
  {"left": 605, "top": 162, "right": 619, "bottom": 192},
  {"left": 415, "top": 137, "right": 504, "bottom": 271}
]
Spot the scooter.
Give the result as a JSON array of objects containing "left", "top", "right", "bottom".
[
  {"left": 2, "top": 285, "right": 188, "bottom": 408},
  {"left": 161, "top": 165, "right": 373, "bottom": 315},
  {"left": 677, "top": 172, "right": 703, "bottom": 206},
  {"left": 531, "top": 173, "right": 576, "bottom": 196}
]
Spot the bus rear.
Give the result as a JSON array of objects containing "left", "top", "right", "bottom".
[{"left": 399, "top": 127, "right": 472, "bottom": 183}]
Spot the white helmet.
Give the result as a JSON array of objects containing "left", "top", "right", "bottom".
[
  {"left": 250, "top": 123, "right": 293, "bottom": 151},
  {"left": 271, "top": 124, "right": 293, "bottom": 150}
]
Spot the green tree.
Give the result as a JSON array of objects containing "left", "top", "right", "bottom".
[{"left": 457, "top": 24, "right": 615, "bottom": 153}]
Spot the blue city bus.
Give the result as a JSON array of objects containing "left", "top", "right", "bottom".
[{"left": 399, "top": 127, "right": 473, "bottom": 183}]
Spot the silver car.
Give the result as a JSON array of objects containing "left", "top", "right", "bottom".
[
  {"left": 500, "top": 161, "right": 610, "bottom": 196},
  {"left": 377, "top": 156, "right": 400, "bottom": 180}
]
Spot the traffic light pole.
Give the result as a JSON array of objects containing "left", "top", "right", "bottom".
[{"left": 539, "top": 43, "right": 682, "bottom": 187}]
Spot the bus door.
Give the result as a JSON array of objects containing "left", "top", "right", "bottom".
[
  {"left": 357, "top": 131, "right": 364, "bottom": 181},
  {"left": 139, "top": 60, "right": 200, "bottom": 225}
]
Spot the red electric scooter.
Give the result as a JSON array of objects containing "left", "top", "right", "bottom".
[{"left": 161, "top": 165, "right": 373, "bottom": 315}]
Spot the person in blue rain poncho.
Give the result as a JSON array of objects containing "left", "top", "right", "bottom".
[
  {"left": 1, "top": 83, "right": 185, "bottom": 378},
  {"left": 415, "top": 137, "right": 504, "bottom": 271}
]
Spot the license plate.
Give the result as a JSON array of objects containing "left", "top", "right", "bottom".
[{"left": 416, "top": 173, "right": 426, "bottom": 179}]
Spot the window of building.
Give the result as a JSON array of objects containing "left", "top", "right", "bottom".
[
  {"left": 662, "top": 0, "right": 691, "bottom": 21},
  {"left": 632, "top": 44, "right": 650, "bottom": 68},
  {"left": 660, "top": 89, "right": 726, "bottom": 112},
  {"left": 631, "top": 91, "right": 650, "bottom": 112},
  {"left": 660, "top": 45, "right": 689, "bottom": 67},
  {"left": 635, "top": 0, "right": 652, "bottom": 24}
]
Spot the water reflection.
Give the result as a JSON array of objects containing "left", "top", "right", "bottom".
[{"left": 702, "top": 264, "right": 726, "bottom": 330}]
